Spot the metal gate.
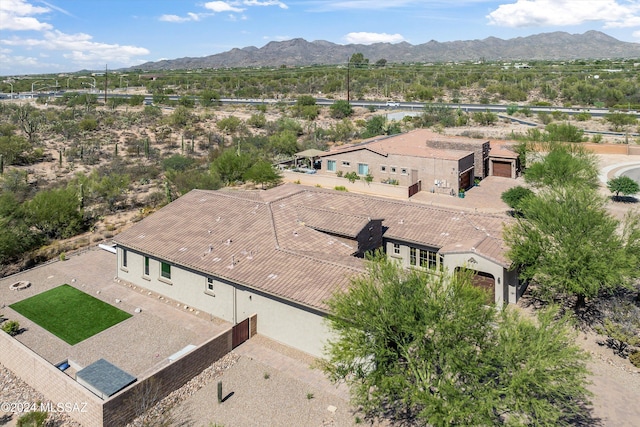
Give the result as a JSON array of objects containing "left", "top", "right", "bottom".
[
  {"left": 408, "top": 180, "right": 421, "bottom": 197},
  {"left": 232, "top": 317, "right": 250, "bottom": 349}
]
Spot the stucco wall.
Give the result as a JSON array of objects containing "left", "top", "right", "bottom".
[
  {"left": 103, "top": 326, "right": 233, "bottom": 426},
  {"left": 117, "top": 248, "right": 332, "bottom": 357},
  {"left": 282, "top": 171, "right": 408, "bottom": 198},
  {"left": 0, "top": 330, "right": 103, "bottom": 426},
  {"left": 442, "top": 252, "right": 511, "bottom": 305},
  {"left": 320, "top": 150, "right": 465, "bottom": 194},
  {"left": 425, "top": 139, "right": 490, "bottom": 178}
]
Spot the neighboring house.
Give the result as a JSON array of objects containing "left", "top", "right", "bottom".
[
  {"left": 316, "top": 129, "right": 519, "bottom": 196},
  {"left": 114, "top": 184, "right": 523, "bottom": 357}
]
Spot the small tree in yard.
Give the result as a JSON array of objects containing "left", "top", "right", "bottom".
[
  {"left": 2, "top": 320, "right": 20, "bottom": 336},
  {"left": 501, "top": 185, "right": 534, "bottom": 215},
  {"left": 323, "top": 253, "right": 593, "bottom": 426},
  {"left": 607, "top": 176, "right": 639, "bottom": 200}
]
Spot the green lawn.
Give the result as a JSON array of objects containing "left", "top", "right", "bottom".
[{"left": 10, "top": 284, "right": 132, "bottom": 345}]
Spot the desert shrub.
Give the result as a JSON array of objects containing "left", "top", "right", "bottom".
[
  {"left": 344, "top": 171, "right": 359, "bottom": 183},
  {"left": 630, "top": 351, "right": 640, "bottom": 368},
  {"left": 2, "top": 320, "right": 20, "bottom": 336},
  {"left": 334, "top": 186, "right": 348, "bottom": 192},
  {"left": 17, "top": 410, "right": 47, "bottom": 427}
]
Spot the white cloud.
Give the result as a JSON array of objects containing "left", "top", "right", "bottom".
[
  {"left": 1, "top": 30, "right": 150, "bottom": 67},
  {"left": 203, "top": 1, "right": 245, "bottom": 13},
  {"left": 159, "top": 12, "right": 203, "bottom": 23},
  {"left": 243, "top": 0, "right": 288, "bottom": 9},
  {"left": 343, "top": 32, "right": 405, "bottom": 44},
  {"left": 487, "top": 0, "right": 640, "bottom": 28},
  {"left": 0, "top": 0, "right": 52, "bottom": 31}
]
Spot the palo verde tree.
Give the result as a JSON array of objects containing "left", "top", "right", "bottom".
[
  {"left": 607, "top": 175, "right": 640, "bottom": 200},
  {"left": 323, "top": 253, "right": 593, "bottom": 426},
  {"left": 504, "top": 187, "right": 640, "bottom": 311},
  {"left": 524, "top": 142, "right": 599, "bottom": 190}
]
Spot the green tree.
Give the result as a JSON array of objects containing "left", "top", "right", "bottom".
[
  {"left": 200, "top": 89, "right": 221, "bottom": 107},
  {"left": 23, "top": 187, "right": 84, "bottom": 239},
  {"left": 217, "top": 116, "right": 243, "bottom": 134},
  {"left": 349, "top": 53, "right": 369, "bottom": 68},
  {"left": 244, "top": 159, "right": 282, "bottom": 189},
  {"left": 329, "top": 100, "right": 353, "bottom": 119},
  {"left": 524, "top": 142, "right": 598, "bottom": 189},
  {"left": 544, "top": 122, "right": 585, "bottom": 142},
  {"left": 162, "top": 154, "right": 195, "bottom": 172},
  {"left": 268, "top": 130, "right": 299, "bottom": 157},
  {"left": 607, "top": 175, "right": 640, "bottom": 199},
  {"left": 500, "top": 185, "right": 534, "bottom": 214},
  {"left": 323, "top": 254, "right": 592, "bottom": 426},
  {"left": 504, "top": 188, "right": 640, "bottom": 311},
  {"left": 211, "top": 149, "right": 253, "bottom": 185},
  {"left": 128, "top": 94, "right": 145, "bottom": 106},
  {"left": 604, "top": 112, "right": 637, "bottom": 132}
]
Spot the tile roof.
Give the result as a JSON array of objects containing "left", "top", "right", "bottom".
[
  {"left": 114, "top": 184, "right": 513, "bottom": 311},
  {"left": 318, "top": 128, "right": 474, "bottom": 161}
]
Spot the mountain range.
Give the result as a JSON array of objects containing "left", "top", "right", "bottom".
[{"left": 131, "top": 31, "right": 640, "bottom": 71}]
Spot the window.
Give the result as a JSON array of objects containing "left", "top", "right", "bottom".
[
  {"left": 342, "top": 161, "right": 351, "bottom": 167},
  {"left": 419, "top": 250, "right": 439, "bottom": 269},
  {"left": 393, "top": 243, "right": 400, "bottom": 255},
  {"left": 401, "top": 168, "right": 408, "bottom": 175},
  {"left": 428, "top": 251, "right": 438, "bottom": 269},
  {"left": 410, "top": 247, "right": 417, "bottom": 266},
  {"left": 143, "top": 256, "right": 149, "bottom": 276},
  {"left": 357, "top": 163, "right": 369, "bottom": 175},
  {"left": 327, "top": 160, "right": 336, "bottom": 172},
  {"left": 161, "top": 262, "right": 171, "bottom": 280},
  {"left": 381, "top": 165, "right": 387, "bottom": 172},
  {"left": 419, "top": 250, "right": 428, "bottom": 267},
  {"left": 207, "top": 277, "right": 214, "bottom": 291},
  {"left": 122, "top": 249, "right": 127, "bottom": 268},
  {"left": 390, "top": 167, "right": 397, "bottom": 174}
]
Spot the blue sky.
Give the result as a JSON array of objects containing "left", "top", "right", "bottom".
[{"left": 2, "top": 0, "right": 640, "bottom": 76}]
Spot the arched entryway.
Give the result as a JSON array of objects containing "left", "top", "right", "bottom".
[{"left": 456, "top": 267, "right": 495, "bottom": 301}]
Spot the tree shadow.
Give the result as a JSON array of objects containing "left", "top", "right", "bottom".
[
  {"left": 0, "top": 414, "right": 13, "bottom": 426},
  {"left": 611, "top": 195, "right": 638, "bottom": 203}
]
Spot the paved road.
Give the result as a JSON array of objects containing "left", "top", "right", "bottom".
[{"left": 621, "top": 167, "right": 640, "bottom": 185}]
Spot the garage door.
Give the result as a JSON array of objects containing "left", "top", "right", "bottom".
[
  {"left": 472, "top": 271, "right": 495, "bottom": 302},
  {"left": 459, "top": 170, "right": 472, "bottom": 190},
  {"left": 493, "top": 161, "right": 512, "bottom": 178}
]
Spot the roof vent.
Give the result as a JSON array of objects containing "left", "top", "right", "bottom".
[
  {"left": 225, "top": 239, "right": 232, "bottom": 245},
  {"left": 398, "top": 219, "right": 404, "bottom": 225},
  {"left": 267, "top": 273, "right": 278, "bottom": 279},
  {"left": 216, "top": 216, "right": 221, "bottom": 222}
]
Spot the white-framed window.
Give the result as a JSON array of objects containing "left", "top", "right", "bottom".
[
  {"left": 161, "top": 262, "right": 171, "bottom": 280},
  {"left": 410, "top": 247, "right": 417, "bottom": 266},
  {"left": 207, "top": 277, "right": 214, "bottom": 291},
  {"left": 143, "top": 256, "right": 150, "bottom": 276},
  {"left": 401, "top": 168, "right": 408, "bottom": 175},
  {"left": 393, "top": 243, "right": 400, "bottom": 255},
  {"left": 327, "top": 160, "right": 336, "bottom": 172},
  {"left": 342, "top": 161, "right": 351, "bottom": 167},
  {"left": 381, "top": 165, "right": 387, "bottom": 172},
  {"left": 357, "top": 163, "right": 369, "bottom": 175},
  {"left": 122, "top": 249, "right": 127, "bottom": 268},
  {"left": 390, "top": 166, "right": 397, "bottom": 174}
]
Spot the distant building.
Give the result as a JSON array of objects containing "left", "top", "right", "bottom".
[{"left": 316, "top": 129, "right": 518, "bottom": 196}]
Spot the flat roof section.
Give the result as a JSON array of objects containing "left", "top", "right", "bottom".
[{"left": 76, "top": 358, "right": 137, "bottom": 399}]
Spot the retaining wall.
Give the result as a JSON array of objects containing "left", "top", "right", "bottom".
[
  {"left": 282, "top": 171, "right": 407, "bottom": 198},
  {"left": 0, "top": 330, "right": 103, "bottom": 426}
]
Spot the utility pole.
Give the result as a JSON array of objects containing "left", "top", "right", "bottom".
[
  {"left": 104, "top": 64, "right": 108, "bottom": 104},
  {"left": 346, "top": 57, "right": 350, "bottom": 103}
]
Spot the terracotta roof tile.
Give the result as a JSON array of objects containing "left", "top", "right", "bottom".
[{"left": 114, "top": 185, "right": 513, "bottom": 311}]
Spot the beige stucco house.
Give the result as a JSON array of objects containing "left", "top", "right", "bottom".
[
  {"left": 316, "top": 129, "right": 519, "bottom": 196},
  {"left": 114, "top": 184, "right": 523, "bottom": 357}
]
